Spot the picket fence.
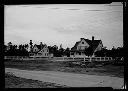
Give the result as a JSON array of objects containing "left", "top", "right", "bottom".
[
  {"left": 4, "top": 56, "right": 113, "bottom": 62},
  {"left": 52, "top": 57, "right": 113, "bottom": 62}
]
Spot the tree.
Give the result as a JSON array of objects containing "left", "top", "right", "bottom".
[
  {"left": 52, "top": 45, "right": 60, "bottom": 57},
  {"left": 4, "top": 42, "right": 29, "bottom": 56},
  {"left": 59, "top": 45, "right": 65, "bottom": 57},
  {"left": 24, "top": 44, "right": 29, "bottom": 50},
  {"left": 95, "top": 47, "right": 108, "bottom": 57},
  {"left": 64, "top": 47, "right": 70, "bottom": 57},
  {"left": 18, "top": 44, "right": 29, "bottom": 56},
  {"left": 48, "top": 46, "right": 54, "bottom": 53},
  {"left": 95, "top": 50, "right": 105, "bottom": 57},
  {"left": 7, "top": 42, "right": 12, "bottom": 46},
  {"left": 95, "top": 46, "right": 124, "bottom": 58}
]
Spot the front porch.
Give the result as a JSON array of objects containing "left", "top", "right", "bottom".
[{"left": 70, "top": 51, "right": 88, "bottom": 57}]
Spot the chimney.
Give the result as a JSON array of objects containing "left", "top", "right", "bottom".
[
  {"left": 40, "top": 42, "right": 43, "bottom": 49},
  {"left": 80, "top": 38, "right": 84, "bottom": 41},
  {"left": 92, "top": 36, "right": 94, "bottom": 41}
]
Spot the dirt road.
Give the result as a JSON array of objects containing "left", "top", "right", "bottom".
[{"left": 5, "top": 68, "right": 124, "bottom": 89}]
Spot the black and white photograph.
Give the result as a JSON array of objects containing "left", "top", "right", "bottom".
[{"left": 4, "top": 2, "right": 125, "bottom": 89}]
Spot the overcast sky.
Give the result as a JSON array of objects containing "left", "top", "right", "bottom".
[{"left": 4, "top": 2, "right": 123, "bottom": 49}]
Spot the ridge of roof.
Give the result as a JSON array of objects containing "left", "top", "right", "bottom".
[
  {"left": 32, "top": 44, "right": 46, "bottom": 52},
  {"left": 71, "top": 41, "right": 80, "bottom": 51},
  {"left": 71, "top": 38, "right": 102, "bottom": 51}
]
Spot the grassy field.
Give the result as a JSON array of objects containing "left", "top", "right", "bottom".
[
  {"left": 5, "top": 59, "right": 124, "bottom": 78},
  {"left": 5, "top": 72, "right": 69, "bottom": 88}
]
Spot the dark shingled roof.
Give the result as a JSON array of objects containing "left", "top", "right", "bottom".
[
  {"left": 71, "top": 41, "right": 80, "bottom": 51},
  {"left": 32, "top": 44, "right": 46, "bottom": 53},
  {"left": 92, "top": 40, "right": 102, "bottom": 51},
  {"left": 71, "top": 38, "right": 102, "bottom": 52}
]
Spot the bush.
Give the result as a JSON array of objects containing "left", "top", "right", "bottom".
[{"left": 86, "top": 62, "right": 96, "bottom": 68}]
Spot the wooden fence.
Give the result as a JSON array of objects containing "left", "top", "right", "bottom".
[
  {"left": 4, "top": 56, "right": 113, "bottom": 62},
  {"left": 52, "top": 57, "right": 113, "bottom": 62}
]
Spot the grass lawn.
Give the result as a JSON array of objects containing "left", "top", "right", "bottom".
[
  {"left": 5, "top": 72, "right": 69, "bottom": 88},
  {"left": 5, "top": 59, "right": 124, "bottom": 78}
]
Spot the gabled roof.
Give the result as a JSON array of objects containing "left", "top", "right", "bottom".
[
  {"left": 71, "top": 38, "right": 102, "bottom": 52},
  {"left": 92, "top": 40, "right": 102, "bottom": 51},
  {"left": 32, "top": 44, "right": 46, "bottom": 53},
  {"left": 71, "top": 41, "right": 80, "bottom": 51},
  {"left": 84, "top": 39, "right": 92, "bottom": 45},
  {"left": 36, "top": 45, "right": 45, "bottom": 50}
]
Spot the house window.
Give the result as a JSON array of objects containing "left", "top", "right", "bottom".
[
  {"left": 82, "top": 42, "right": 84, "bottom": 44},
  {"left": 71, "top": 52, "right": 74, "bottom": 55},
  {"left": 81, "top": 46, "right": 85, "bottom": 50},
  {"left": 38, "top": 53, "right": 42, "bottom": 55},
  {"left": 79, "top": 52, "right": 81, "bottom": 55},
  {"left": 78, "top": 46, "right": 81, "bottom": 50},
  {"left": 30, "top": 53, "right": 34, "bottom": 56},
  {"left": 79, "top": 46, "right": 82, "bottom": 50},
  {"left": 85, "top": 46, "right": 87, "bottom": 48}
]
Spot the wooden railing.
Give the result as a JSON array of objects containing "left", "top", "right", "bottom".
[
  {"left": 4, "top": 56, "right": 114, "bottom": 62},
  {"left": 52, "top": 57, "right": 113, "bottom": 62},
  {"left": 4, "top": 56, "right": 49, "bottom": 60}
]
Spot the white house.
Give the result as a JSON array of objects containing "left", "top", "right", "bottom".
[
  {"left": 70, "top": 36, "right": 103, "bottom": 57},
  {"left": 29, "top": 42, "right": 49, "bottom": 58}
]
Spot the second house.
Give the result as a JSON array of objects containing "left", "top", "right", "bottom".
[{"left": 29, "top": 42, "right": 49, "bottom": 58}]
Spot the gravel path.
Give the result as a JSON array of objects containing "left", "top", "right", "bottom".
[{"left": 5, "top": 68, "right": 124, "bottom": 89}]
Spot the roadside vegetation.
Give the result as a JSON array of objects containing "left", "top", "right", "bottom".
[{"left": 5, "top": 59, "right": 124, "bottom": 78}]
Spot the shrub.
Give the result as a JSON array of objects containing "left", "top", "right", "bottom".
[{"left": 86, "top": 62, "right": 96, "bottom": 68}]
